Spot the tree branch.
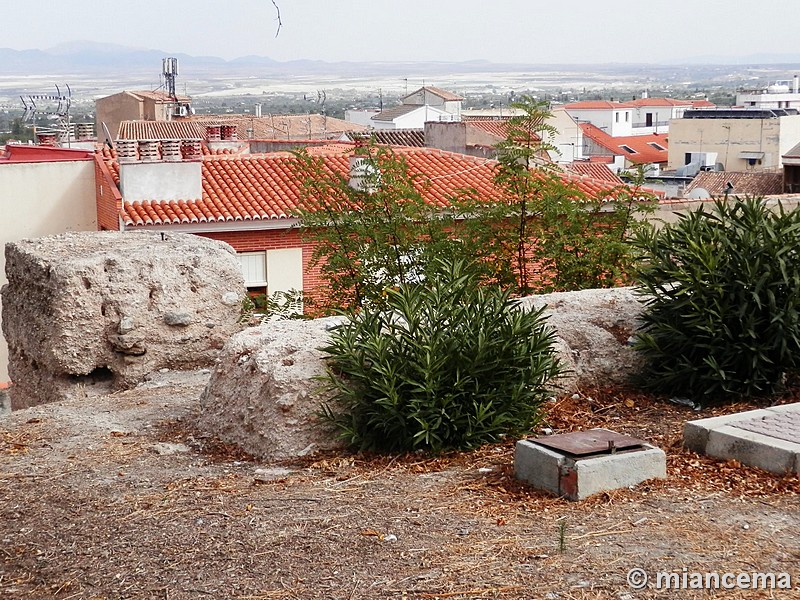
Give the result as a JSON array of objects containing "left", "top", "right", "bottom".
[{"left": 271, "top": 0, "right": 283, "bottom": 37}]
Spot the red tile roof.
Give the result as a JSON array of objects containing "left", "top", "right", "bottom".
[
  {"left": 404, "top": 86, "right": 464, "bottom": 102},
  {"left": 109, "top": 145, "right": 635, "bottom": 228},
  {"left": 563, "top": 101, "right": 634, "bottom": 110},
  {"left": 579, "top": 124, "right": 668, "bottom": 165},
  {"left": 118, "top": 120, "right": 207, "bottom": 140},
  {"left": 466, "top": 119, "right": 511, "bottom": 139},
  {"left": 351, "top": 129, "right": 426, "bottom": 147},
  {"left": 567, "top": 162, "right": 624, "bottom": 184},
  {"left": 628, "top": 97, "right": 693, "bottom": 108},
  {"left": 685, "top": 171, "right": 784, "bottom": 197},
  {"left": 191, "top": 114, "right": 366, "bottom": 140}
]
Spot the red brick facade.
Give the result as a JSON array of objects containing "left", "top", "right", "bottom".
[
  {"left": 197, "top": 227, "right": 325, "bottom": 298},
  {"left": 94, "top": 155, "right": 123, "bottom": 231}
]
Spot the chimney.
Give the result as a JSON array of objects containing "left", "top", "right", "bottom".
[
  {"left": 255, "top": 103, "right": 262, "bottom": 118},
  {"left": 76, "top": 123, "right": 95, "bottom": 141},
  {"left": 137, "top": 140, "right": 161, "bottom": 162},
  {"left": 119, "top": 138, "right": 202, "bottom": 203},
  {"left": 36, "top": 132, "right": 58, "bottom": 146},
  {"left": 181, "top": 139, "right": 202, "bottom": 161},
  {"left": 116, "top": 139, "right": 138, "bottom": 163},
  {"left": 220, "top": 125, "right": 238, "bottom": 141},
  {"left": 206, "top": 125, "right": 221, "bottom": 142},
  {"left": 161, "top": 139, "right": 182, "bottom": 162}
]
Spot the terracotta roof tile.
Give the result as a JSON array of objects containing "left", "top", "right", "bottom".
[
  {"left": 351, "top": 129, "right": 425, "bottom": 147},
  {"left": 465, "top": 119, "right": 511, "bottom": 139},
  {"left": 685, "top": 171, "right": 784, "bottom": 197},
  {"left": 186, "top": 114, "right": 366, "bottom": 140},
  {"left": 114, "top": 145, "right": 649, "bottom": 228},
  {"left": 579, "top": 124, "right": 668, "bottom": 165},
  {"left": 567, "top": 162, "right": 624, "bottom": 184},
  {"left": 628, "top": 97, "right": 693, "bottom": 108}
]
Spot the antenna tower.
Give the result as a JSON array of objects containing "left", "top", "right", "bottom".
[{"left": 163, "top": 57, "right": 178, "bottom": 99}]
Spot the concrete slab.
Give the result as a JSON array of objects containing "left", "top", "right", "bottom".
[{"left": 684, "top": 403, "right": 800, "bottom": 475}]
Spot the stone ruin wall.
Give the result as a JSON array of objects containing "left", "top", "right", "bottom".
[{"left": 1, "top": 231, "right": 246, "bottom": 409}]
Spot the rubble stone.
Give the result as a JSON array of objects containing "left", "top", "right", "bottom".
[
  {"left": 1, "top": 231, "right": 245, "bottom": 409},
  {"left": 518, "top": 287, "right": 645, "bottom": 393},
  {"left": 196, "top": 317, "right": 345, "bottom": 462}
]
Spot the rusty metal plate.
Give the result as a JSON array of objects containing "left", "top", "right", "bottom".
[{"left": 530, "top": 429, "right": 645, "bottom": 457}]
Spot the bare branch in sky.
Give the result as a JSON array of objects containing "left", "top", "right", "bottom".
[{"left": 271, "top": 0, "right": 282, "bottom": 37}]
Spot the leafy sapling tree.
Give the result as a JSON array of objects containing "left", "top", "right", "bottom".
[
  {"left": 454, "top": 96, "right": 655, "bottom": 295},
  {"left": 293, "top": 143, "right": 461, "bottom": 313}
]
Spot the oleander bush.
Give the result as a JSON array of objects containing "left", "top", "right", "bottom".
[
  {"left": 633, "top": 196, "right": 800, "bottom": 402},
  {"left": 320, "top": 258, "right": 562, "bottom": 452}
]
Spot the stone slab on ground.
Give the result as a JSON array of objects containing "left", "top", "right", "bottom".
[
  {"left": 684, "top": 403, "right": 800, "bottom": 475},
  {"left": 514, "top": 428, "right": 667, "bottom": 501}
]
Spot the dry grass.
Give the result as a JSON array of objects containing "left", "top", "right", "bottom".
[{"left": 0, "top": 382, "right": 797, "bottom": 599}]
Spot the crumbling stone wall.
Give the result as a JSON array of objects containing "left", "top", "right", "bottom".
[
  {"left": 2, "top": 231, "right": 245, "bottom": 409},
  {"left": 198, "top": 289, "right": 646, "bottom": 462}
]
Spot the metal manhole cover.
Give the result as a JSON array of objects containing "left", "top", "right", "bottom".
[{"left": 530, "top": 429, "right": 645, "bottom": 457}]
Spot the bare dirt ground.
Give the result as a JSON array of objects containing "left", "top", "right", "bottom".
[{"left": 0, "top": 371, "right": 798, "bottom": 600}]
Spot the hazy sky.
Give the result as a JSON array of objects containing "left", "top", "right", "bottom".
[{"left": 3, "top": 0, "right": 799, "bottom": 64}]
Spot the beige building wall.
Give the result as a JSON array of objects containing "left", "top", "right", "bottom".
[
  {"left": 0, "top": 160, "right": 97, "bottom": 382},
  {"left": 668, "top": 115, "right": 800, "bottom": 171}
]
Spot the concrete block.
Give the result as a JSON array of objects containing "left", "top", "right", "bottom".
[
  {"left": 514, "top": 434, "right": 667, "bottom": 501},
  {"left": 571, "top": 447, "right": 667, "bottom": 500},
  {"left": 705, "top": 426, "right": 800, "bottom": 475},
  {"left": 684, "top": 408, "right": 776, "bottom": 453},
  {"left": 514, "top": 440, "right": 565, "bottom": 496}
]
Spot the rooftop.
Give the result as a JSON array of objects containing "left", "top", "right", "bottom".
[
  {"left": 579, "top": 124, "right": 669, "bottom": 165},
  {"left": 98, "top": 144, "right": 633, "bottom": 228}
]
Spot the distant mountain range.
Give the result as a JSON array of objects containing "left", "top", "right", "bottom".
[{"left": 3, "top": 41, "right": 800, "bottom": 78}]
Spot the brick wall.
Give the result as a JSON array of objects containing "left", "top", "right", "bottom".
[{"left": 198, "top": 227, "right": 325, "bottom": 297}]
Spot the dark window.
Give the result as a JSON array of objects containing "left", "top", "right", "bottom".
[{"left": 645, "top": 113, "right": 654, "bottom": 127}]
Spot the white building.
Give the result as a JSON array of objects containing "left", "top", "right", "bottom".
[
  {"left": 736, "top": 77, "right": 800, "bottom": 110},
  {"left": 0, "top": 144, "right": 98, "bottom": 383},
  {"left": 562, "top": 101, "right": 634, "bottom": 137},
  {"left": 347, "top": 86, "right": 464, "bottom": 130}
]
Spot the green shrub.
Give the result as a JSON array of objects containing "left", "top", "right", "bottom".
[
  {"left": 320, "top": 258, "right": 562, "bottom": 452},
  {"left": 633, "top": 196, "right": 800, "bottom": 402}
]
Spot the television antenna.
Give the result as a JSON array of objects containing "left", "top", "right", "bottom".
[{"left": 20, "top": 83, "right": 73, "bottom": 145}]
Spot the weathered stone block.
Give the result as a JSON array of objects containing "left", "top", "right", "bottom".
[
  {"left": 1, "top": 230, "right": 245, "bottom": 409},
  {"left": 196, "top": 317, "right": 345, "bottom": 462}
]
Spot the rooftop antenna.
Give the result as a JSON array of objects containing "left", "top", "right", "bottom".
[
  {"left": 20, "top": 83, "right": 72, "bottom": 146},
  {"left": 163, "top": 57, "right": 178, "bottom": 99}
]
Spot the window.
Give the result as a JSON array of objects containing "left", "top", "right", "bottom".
[
  {"left": 615, "top": 112, "right": 620, "bottom": 123},
  {"left": 239, "top": 251, "right": 267, "bottom": 287},
  {"left": 619, "top": 145, "right": 637, "bottom": 154},
  {"left": 648, "top": 142, "right": 666, "bottom": 151},
  {"left": 645, "top": 113, "right": 654, "bottom": 127},
  {"left": 237, "top": 248, "right": 303, "bottom": 294},
  {"left": 625, "top": 112, "right": 630, "bottom": 122}
]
